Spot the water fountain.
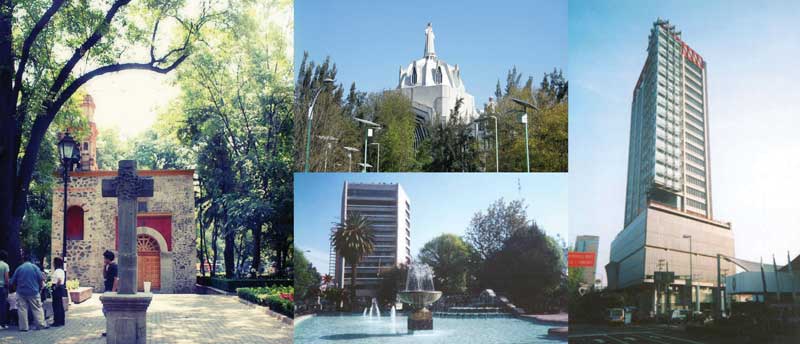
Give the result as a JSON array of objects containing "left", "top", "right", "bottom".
[
  {"left": 368, "top": 297, "right": 381, "bottom": 318},
  {"left": 397, "top": 263, "right": 442, "bottom": 331}
]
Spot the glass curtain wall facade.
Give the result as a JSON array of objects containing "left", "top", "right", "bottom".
[
  {"left": 335, "top": 182, "right": 412, "bottom": 298},
  {"left": 624, "top": 19, "right": 713, "bottom": 226}
]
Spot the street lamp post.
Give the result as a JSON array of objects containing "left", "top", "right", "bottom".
[
  {"left": 353, "top": 118, "right": 381, "bottom": 173},
  {"left": 304, "top": 78, "right": 335, "bottom": 172},
  {"left": 317, "top": 135, "right": 338, "bottom": 172},
  {"left": 512, "top": 98, "right": 538, "bottom": 173},
  {"left": 369, "top": 143, "right": 381, "bottom": 172},
  {"left": 344, "top": 147, "right": 359, "bottom": 172},
  {"left": 57, "top": 131, "right": 81, "bottom": 259},
  {"left": 683, "top": 234, "right": 694, "bottom": 319},
  {"left": 474, "top": 115, "right": 499, "bottom": 172}
]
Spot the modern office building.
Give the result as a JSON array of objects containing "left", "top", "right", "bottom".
[
  {"left": 575, "top": 235, "right": 600, "bottom": 286},
  {"left": 607, "top": 19, "right": 735, "bottom": 316},
  {"left": 334, "top": 182, "right": 412, "bottom": 299}
]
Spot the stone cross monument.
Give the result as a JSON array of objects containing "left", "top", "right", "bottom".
[{"left": 99, "top": 160, "right": 154, "bottom": 344}]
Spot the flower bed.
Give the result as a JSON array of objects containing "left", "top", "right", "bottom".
[{"left": 237, "top": 286, "right": 294, "bottom": 318}]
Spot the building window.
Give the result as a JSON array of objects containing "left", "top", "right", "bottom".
[
  {"left": 138, "top": 201, "right": 148, "bottom": 213},
  {"left": 687, "top": 186, "right": 706, "bottom": 199},
  {"left": 66, "top": 206, "right": 84, "bottom": 240},
  {"left": 687, "top": 175, "right": 706, "bottom": 188},
  {"left": 83, "top": 142, "right": 89, "bottom": 150},
  {"left": 687, "top": 198, "right": 707, "bottom": 210},
  {"left": 433, "top": 66, "right": 443, "bottom": 84},
  {"left": 412, "top": 67, "right": 418, "bottom": 84}
]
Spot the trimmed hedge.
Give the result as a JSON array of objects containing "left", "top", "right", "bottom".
[
  {"left": 237, "top": 286, "right": 294, "bottom": 318},
  {"left": 197, "top": 276, "right": 292, "bottom": 292}
]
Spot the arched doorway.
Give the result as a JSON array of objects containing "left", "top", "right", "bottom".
[{"left": 137, "top": 234, "right": 161, "bottom": 291}]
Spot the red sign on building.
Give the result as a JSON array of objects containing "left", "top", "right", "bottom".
[{"left": 568, "top": 252, "right": 596, "bottom": 268}]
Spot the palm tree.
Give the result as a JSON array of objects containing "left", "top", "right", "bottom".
[{"left": 331, "top": 212, "right": 375, "bottom": 310}]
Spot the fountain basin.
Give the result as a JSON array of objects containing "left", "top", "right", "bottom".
[{"left": 397, "top": 290, "right": 442, "bottom": 307}]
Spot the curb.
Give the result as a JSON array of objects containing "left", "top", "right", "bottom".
[
  {"left": 294, "top": 314, "right": 315, "bottom": 326},
  {"left": 237, "top": 297, "right": 294, "bottom": 326}
]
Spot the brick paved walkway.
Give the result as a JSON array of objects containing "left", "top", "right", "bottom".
[{"left": 0, "top": 294, "right": 292, "bottom": 344}]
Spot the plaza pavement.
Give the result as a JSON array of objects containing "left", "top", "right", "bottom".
[{"left": 0, "top": 294, "right": 292, "bottom": 344}]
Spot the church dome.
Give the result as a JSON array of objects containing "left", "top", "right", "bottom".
[{"left": 398, "top": 23, "right": 465, "bottom": 91}]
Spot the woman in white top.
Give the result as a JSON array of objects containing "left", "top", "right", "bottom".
[{"left": 51, "top": 257, "right": 66, "bottom": 326}]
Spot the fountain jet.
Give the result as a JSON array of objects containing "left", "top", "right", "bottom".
[{"left": 397, "top": 263, "right": 442, "bottom": 331}]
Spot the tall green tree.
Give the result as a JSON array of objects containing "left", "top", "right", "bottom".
[
  {"left": 171, "top": 0, "right": 293, "bottom": 278},
  {"left": 479, "top": 224, "right": 564, "bottom": 312},
  {"left": 421, "top": 98, "right": 481, "bottom": 172},
  {"left": 372, "top": 91, "right": 416, "bottom": 171},
  {"left": 464, "top": 198, "right": 530, "bottom": 260},
  {"left": 294, "top": 53, "right": 359, "bottom": 172},
  {"left": 330, "top": 212, "right": 375, "bottom": 308},
  {"left": 417, "top": 234, "right": 474, "bottom": 294},
  {"left": 294, "top": 249, "right": 321, "bottom": 301}
]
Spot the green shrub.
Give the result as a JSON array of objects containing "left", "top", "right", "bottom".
[
  {"left": 210, "top": 277, "right": 292, "bottom": 292},
  {"left": 237, "top": 286, "right": 295, "bottom": 318},
  {"left": 196, "top": 276, "right": 212, "bottom": 286}
]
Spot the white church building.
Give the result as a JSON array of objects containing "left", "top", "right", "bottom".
[{"left": 398, "top": 23, "right": 478, "bottom": 138}]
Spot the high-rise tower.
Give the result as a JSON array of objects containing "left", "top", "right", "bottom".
[
  {"left": 334, "top": 182, "right": 412, "bottom": 299},
  {"left": 608, "top": 19, "right": 735, "bottom": 316},
  {"left": 624, "top": 18, "right": 712, "bottom": 226}
]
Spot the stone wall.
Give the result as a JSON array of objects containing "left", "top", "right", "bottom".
[{"left": 52, "top": 170, "right": 196, "bottom": 293}]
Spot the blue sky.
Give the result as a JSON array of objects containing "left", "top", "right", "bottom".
[
  {"left": 295, "top": 173, "right": 568, "bottom": 274},
  {"left": 295, "top": 0, "right": 567, "bottom": 108},
  {"left": 569, "top": 0, "right": 800, "bottom": 285}
]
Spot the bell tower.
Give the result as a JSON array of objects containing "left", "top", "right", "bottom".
[{"left": 78, "top": 94, "right": 99, "bottom": 171}]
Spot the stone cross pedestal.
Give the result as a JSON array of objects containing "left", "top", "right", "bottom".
[{"left": 99, "top": 160, "right": 154, "bottom": 344}]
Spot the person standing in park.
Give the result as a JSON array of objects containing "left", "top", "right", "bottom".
[
  {"left": 0, "top": 250, "right": 9, "bottom": 329},
  {"left": 9, "top": 252, "right": 49, "bottom": 331},
  {"left": 101, "top": 250, "right": 118, "bottom": 337},
  {"left": 103, "top": 250, "right": 118, "bottom": 293},
  {"left": 51, "top": 257, "right": 66, "bottom": 327}
]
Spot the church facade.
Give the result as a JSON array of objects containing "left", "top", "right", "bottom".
[
  {"left": 398, "top": 23, "right": 478, "bottom": 140},
  {"left": 51, "top": 95, "right": 196, "bottom": 293}
]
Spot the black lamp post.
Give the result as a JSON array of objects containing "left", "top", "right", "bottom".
[{"left": 57, "top": 131, "right": 81, "bottom": 259}]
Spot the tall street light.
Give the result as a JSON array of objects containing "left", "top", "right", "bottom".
[
  {"left": 304, "top": 78, "right": 335, "bottom": 172},
  {"left": 683, "top": 234, "right": 694, "bottom": 319},
  {"left": 343, "top": 147, "right": 359, "bottom": 172},
  {"left": 512, "top": 98, "right": 538, "bottom": 173},
  {"left": 474, "top": 115, "right": 499, "bottom": 172},
  {"left": 57, "top": 131, "right": 81, "bottom": 259},
  {"left": 353, "top": 118, "right": 381, "bottom": 173},
  {"left": 317, "top": 135, "right": 338, "bottom": 172},
  {"left": 369, "top": 143, "right": 381, "bottom": 172}
]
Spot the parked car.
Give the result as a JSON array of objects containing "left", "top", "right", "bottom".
[
  {"left": 671, "top": 309, "right": 689, "bottom": 324},
  {"left": 608, "top": 308, "right": 625, "bottom": 325}
]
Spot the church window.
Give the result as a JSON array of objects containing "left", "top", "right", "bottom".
[
  {"left": 66, "top": 206, "right": 84, "bottom": 240},
  {"left": 412, "top": 67, "right": 418, "bottom": 84},
  {"left": 433, "top": 67, "right": 443, "bottom": 84}
]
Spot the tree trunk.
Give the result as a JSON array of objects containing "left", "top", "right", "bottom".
[
  {"left": 350, "top": 262, "right": 358, "bottom": 311},
  {"left": 224, "top": 226, "right": 235, "bottom": 278},
  {"left": 251, "top": 225, "right": 261, "bottom": 278},
  {"left": 0, "top": 0, "right": 20, "bottom": 271}
]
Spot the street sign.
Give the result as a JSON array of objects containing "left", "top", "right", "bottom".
[
  {"left": 654, "top": 271, "right": 675, "bottom": 285},
  {"left": 568, "top": 252, "right": 596, "bottom": 268}
]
